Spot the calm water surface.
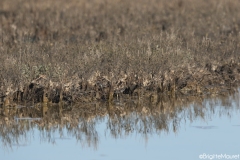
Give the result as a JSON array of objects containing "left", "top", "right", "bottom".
[{"left": 0, "top": 90, "right": 240, "bottom": 160}]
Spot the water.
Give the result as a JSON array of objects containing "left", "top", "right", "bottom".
[{"left": 0, "top": 90, "right": 240, "bottom": 160}]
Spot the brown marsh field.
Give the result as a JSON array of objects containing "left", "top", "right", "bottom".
[{"left": 0, "top": 0, "right": 240, "bottom": 105}]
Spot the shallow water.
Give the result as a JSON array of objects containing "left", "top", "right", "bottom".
[{"left": 0, "top": 90, "right": 240, "bottom": 160}]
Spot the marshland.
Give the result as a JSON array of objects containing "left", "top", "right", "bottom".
[
  {"left": 0, "top": 0, "right": 240, "bottom": 159},
  {"left": 0, "top": 0, "right": 240, "bottom": 105}
]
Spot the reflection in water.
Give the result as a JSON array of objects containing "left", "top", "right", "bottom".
[
  {"left": 191, "top": 126, "right": 217, "bottom": 129},
  {"left": 0, "top": 88, "right": 239, "bottom": 150}
]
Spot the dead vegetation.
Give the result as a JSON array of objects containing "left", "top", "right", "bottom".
[{"left": 0, "top": 0, "right": 240, "bottom": 104}]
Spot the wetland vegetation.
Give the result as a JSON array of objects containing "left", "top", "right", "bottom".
[{"left": 0, "top": 0, "right": 240, "bottom": 105}]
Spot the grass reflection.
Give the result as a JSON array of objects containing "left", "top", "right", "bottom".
[{"left": 0, "top": 88, "right": 239, "bottom": 150}]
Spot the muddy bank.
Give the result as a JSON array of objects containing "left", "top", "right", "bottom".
[{"left": 1, "top": 61, "right": 239, "bottom": 106}]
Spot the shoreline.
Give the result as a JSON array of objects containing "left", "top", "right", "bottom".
[{"left": 1, "top": 61, "right": 240, "bottom": 106}]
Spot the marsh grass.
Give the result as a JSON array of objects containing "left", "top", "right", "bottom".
[{"left": 0, "top": 0, "right": 240, "bottom": 103}]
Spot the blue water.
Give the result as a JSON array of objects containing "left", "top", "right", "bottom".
[{"left": 1, "top": 92, "right": 240, "bottom": 160}]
